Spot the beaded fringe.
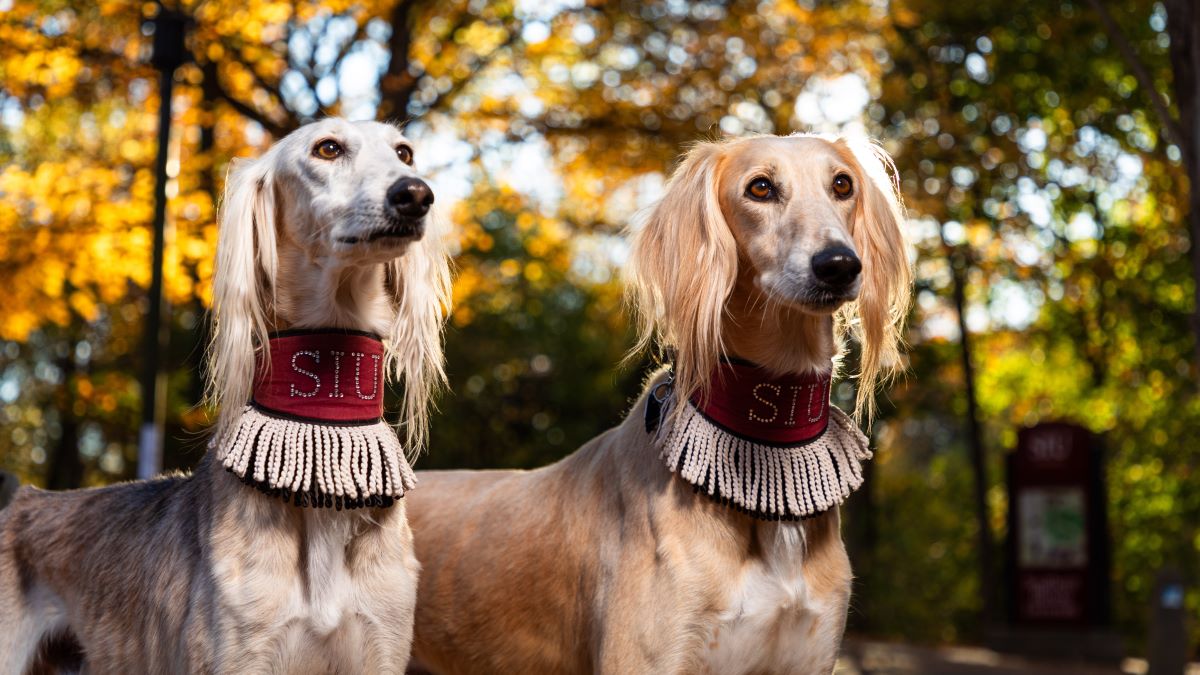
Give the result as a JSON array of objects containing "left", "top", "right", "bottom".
[
  {"left": 213, "top": 406, "right": 416, "bottom": 509},
  {"left": 660, "top": 403, "right": 871, "bottom": 521}
]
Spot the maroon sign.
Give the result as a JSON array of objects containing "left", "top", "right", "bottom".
[{"left": 1007, "top": 422, "right": 1109, "bottom": 626}]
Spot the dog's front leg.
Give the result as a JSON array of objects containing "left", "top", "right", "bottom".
[
  {"left": 595, "top": 631, "right": 702, "bottom": 675},
  {"left": 0, "top": 508, "right": 72, "bottom": 675},
  {"left": 344, "top": 517, "right": 420, "bottom": 675},
  {"left": 331, "top": 607, "right": 416, "bottom": 675},
  {"left": 594, "top": 598, "right": 708, "bottom": 675}
]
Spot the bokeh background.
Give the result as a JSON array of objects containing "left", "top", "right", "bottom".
[{"left": 1, "top": 0, "right": 1197, "bottom": 666}]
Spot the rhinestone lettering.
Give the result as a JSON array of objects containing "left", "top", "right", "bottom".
[
  {"left": 353, "top": 352, "right": 381, "bottom": 400},
  {"left": 748, "top": 383, "right": 780, "bottom": 423},
  {"left": 329, "top": 351, "right": 345, "bottom": 398},
  {"left": 290, "top": 351, "right": 321, "bottom": 397}
]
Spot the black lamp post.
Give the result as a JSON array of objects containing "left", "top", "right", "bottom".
[{"left": 137, "top": 6, "right": 188, "bottom": 479}]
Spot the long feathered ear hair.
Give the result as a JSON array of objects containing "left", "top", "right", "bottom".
[
  {"left": 626, "top": 140, "right": 739, "bottom": 409},
  {"left": 205, "top": 153, "right": 279, "bottom": 439},
  {"left": 382, "top": 200, "right": 452, "bottom": 457},
  {"left": 836, "top": 138, "right": 912, "bottom": 424}
]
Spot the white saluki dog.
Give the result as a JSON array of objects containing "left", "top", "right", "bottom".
[
  {"left": 408, "top": 134, "right": 910, "bottom": 674},
  {"left": 0, "top": 118, "right": 450, "bottom": 674}
]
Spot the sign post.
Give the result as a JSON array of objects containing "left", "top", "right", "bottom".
[
  {"left": 990, "top": 421, "right": 1121, "bottom": 662},
  {"left": 1007, "top": 422, "right": 1110, "bottom": 626}
]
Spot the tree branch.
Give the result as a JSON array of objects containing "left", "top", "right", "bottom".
[
  {"left": 417, "top": 26, "right": 518, "bottom": 115},
  {"left": 1085, "top": 0, "right": 1186, "bottom": 151},
  {"left": 208, "top": 76, "right": 291, "bottom": 137},
  {"left": 216, "top": 35, "right": 292, "bottom": 109},
  {"left": 321, "top": 18, "right": 369, "bottom": 80}
]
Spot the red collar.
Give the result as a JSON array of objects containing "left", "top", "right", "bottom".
[
  {"left": 691, "top": 359, "right": 831, "bottom": 446},
  {"left": 252, "top": 330, "right": 386, "bottom": 424}
]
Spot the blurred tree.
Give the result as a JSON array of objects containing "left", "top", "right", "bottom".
[
  {"left": 0, "top": 0, "right": 890, "bottom": 478},
  {"left": 871, "top": 0, "right": 1199, "bottom": 647},
  {"left": 421, "top": 183, "right": 642, "bottom": 468},
  {"left": 1162, "top": 0, "right": 1199, "bottom": 373},
  {"left": 0, "top": 0, "right": 1196, "bottom": 655},
  {"left": 1084, "top": 0, "right": 1199, "bottom": 373}
]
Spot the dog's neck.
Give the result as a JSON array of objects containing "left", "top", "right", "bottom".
[
  {"left": 273, "top": 245, "right": 394, "bottom": 335},
  {"left": 722, "top": 273, "right": 836, "bottom": 374},
  {"left": 214, "top": 243, "right": 417, "bottom": 510}
]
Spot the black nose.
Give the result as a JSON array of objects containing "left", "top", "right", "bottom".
[
  {"left": 811, "top": 246, "right": 862, "bottom": 286},
  {"left": 386, "top": 177, "right": 434, "bottom": 218}
]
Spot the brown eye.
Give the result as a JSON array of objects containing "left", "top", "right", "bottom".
[
  {"left": 832, "top": 173, "right": 854, "bottom": 199},
  {"left": 746, "top": 177, "right": 776, "bottom": 201},
  {"left": 396, "top": 145, "right": 414, "bottom": 165},
  {"left": 313, "top": 139, "right": 343, "bottom": 160}
]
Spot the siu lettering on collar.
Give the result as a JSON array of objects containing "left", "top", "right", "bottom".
[
  {"left": 690, "top": 361, "right": 831, "bottom": 446},
  {"left": 252, "top": 331, "right": 386, "bottom": 424}
]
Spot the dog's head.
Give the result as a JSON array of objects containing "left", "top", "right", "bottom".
[
  {"left": 246, "top": 118, "right": 437, "bottom": 263},
  {"left": 628, "top": 134, "right": 911, "bottom": 423},
  {"left": 207, "top": 119, "right": 451, "bottom": 451}
]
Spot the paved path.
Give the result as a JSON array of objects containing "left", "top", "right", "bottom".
[{"left": 837, "top": 638, "right": 1137, "bottom": 675}]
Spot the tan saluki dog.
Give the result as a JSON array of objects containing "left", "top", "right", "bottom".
[
  {"left": 0, "top": 119, "right": 450, "bottom": 674},
  {"left": 408, "top": 134, "right": 910, "bottom": 674}
]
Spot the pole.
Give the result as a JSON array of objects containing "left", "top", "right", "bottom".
[{"left": 137, "top": 7, "right": 187, "bottom": 479}]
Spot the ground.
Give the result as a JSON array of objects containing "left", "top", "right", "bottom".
[{"left": 837, "top": 638, "right": 1199, "bottom": 675}]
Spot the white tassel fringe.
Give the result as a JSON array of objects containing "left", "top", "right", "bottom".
[
  {"left": 659, "top": 402, "right": 871, "bottom": 520},
  {"left": 213, "top": 406, "right": 416, "bottom": 508}
]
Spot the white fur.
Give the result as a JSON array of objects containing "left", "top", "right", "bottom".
[
  {"left": 702, "top": 523, "right": 845, "bottom": 674},
  {"left": 209, "top": 505, "right": 420, "bottom": 674},
  {"left": 0, "top": 583, "right": 69, "bottom": 672}
]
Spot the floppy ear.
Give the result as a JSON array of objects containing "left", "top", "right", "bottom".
[
  {"left": 383, "top": 201, "right": 452, "bottom": 458},
  {"left": 840, "top": 139, "right": 912, "bottom": 424},
  {"left": 205, "top": 155, "right": 279, "bottom": 438},
  {"left": 626, "top": 141, "right": 738, "bottom": 407}
]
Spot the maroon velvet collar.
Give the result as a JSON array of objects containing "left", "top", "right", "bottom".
[
  {"left": 252, "top": 330, "right": 386, "bottom": 424},
  {"left": 690, "top": 359, "right": 832, "bottom": 446}
]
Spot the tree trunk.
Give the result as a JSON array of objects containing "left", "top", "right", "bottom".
[
  {"left": 939, "top": 227, "right": 996, "bottom": 628},
  {"left": 47, "top": 344, "right": 83, "bottom": 490},
  {"left": 380, "top": 0, "right": 419, "bottom": 118},
  {"left": 1165, "top": 0, "right": 1200, "bottom": 373},
  {"left": 952, "top": 258, "right": 996, "bottom": 627}
]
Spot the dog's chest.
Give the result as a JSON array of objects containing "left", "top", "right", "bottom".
[
  {"left": 699, "top": 523, "right": 840, "bottom": 675},
  {"left": 293, "top": 513, "right": 362, "bottom": 633},
  {"left": 213, "top": 505, "right": 418, "bottom": 667}
]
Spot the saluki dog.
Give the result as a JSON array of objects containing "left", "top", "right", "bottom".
[
  {"left": 408, "top": 134, "right": 910, "bottom": 674},
  {"left": 0, "top": 119, "right": 450, "bottom": 674}
]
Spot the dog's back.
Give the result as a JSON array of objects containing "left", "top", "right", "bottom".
[
  {"left": 407, "top": 425, "right": 692, "bottom": 674},
  {"left": 0, "top": 464, "right": 210, "bottom": 673},
  {"left": 408, "top": 465, "right": 601, "bottom": 675}
]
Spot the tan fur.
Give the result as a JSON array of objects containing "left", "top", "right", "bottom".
[
  {"left": 409, "top": 135, "right": 911, "bottom": 674},
  {"left": 0, "top": 119, "right": 450, "bottom": 674}
]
